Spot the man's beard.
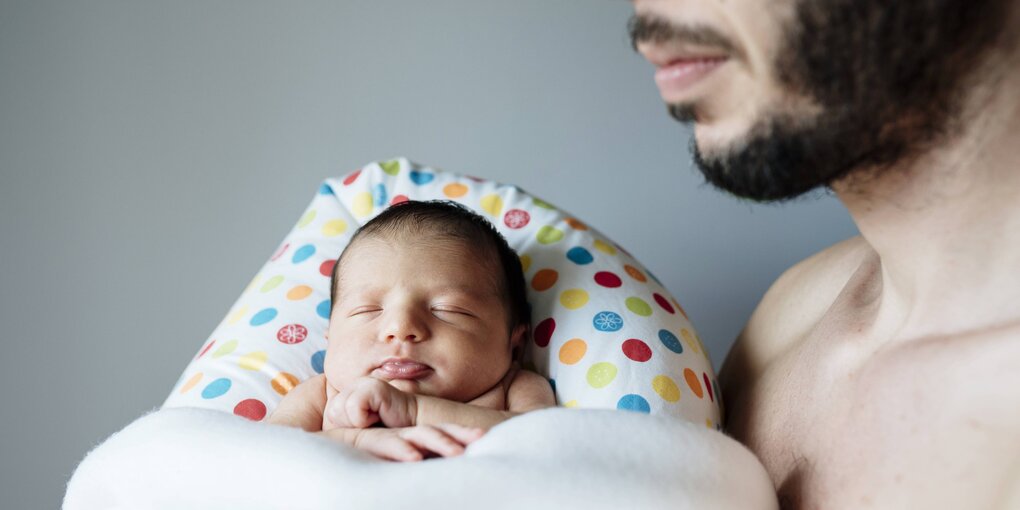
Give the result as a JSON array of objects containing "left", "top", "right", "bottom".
[{"left": 673, "top": 0, "right": 1010, "bottom": 202}]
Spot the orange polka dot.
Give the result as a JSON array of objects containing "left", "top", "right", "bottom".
[
  {"left": 624, "top": 265, "right": 647, "bottom": 282},
  {"left": 287, "top": 285, "right": 313, "bottom": 300},
  {"left": 684, "top": 368, "right": 704, "bottom": 399},
  {"left": 443, "top": 183, "right": 468, "bottom": 198},
  {"left": 531, "top": 269, "right": 559, "bottom": 291},
  {"left": 271, "top": 372, "right": 301, "bottom": 395},
  {"left": 179, "top": 372, "right": 203, "bottom": 394},
  {"left": 565, "top": 218, "right": 588, "bottom": 231},
  {"left": 558, "top": 338, "right": 587, "bottom": 365}
]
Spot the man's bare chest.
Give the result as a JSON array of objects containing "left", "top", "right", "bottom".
[{"left": 728, "top": 326, "right": 1012, "bottom": 509}]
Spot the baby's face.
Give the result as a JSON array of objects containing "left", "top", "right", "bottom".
[{"left": 324, "top": 235, "right": 522, "bottom": 402}]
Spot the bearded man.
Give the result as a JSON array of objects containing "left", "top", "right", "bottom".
[{"left": 629, "top": 0, "right": 1020, "bottom": 508}]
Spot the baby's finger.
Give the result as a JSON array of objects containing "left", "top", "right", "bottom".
[
  {"left": 345, "top": 393, "right": 380, "bottom": 428},
  {"left": 362, "top": 433, "right": 423, "bottom": 462},
  {"left": 399, "top": 426, "right": 467, "bottom": 458},
  {"left": 434, "top": 423, "right": 486, "bottom": 446}
]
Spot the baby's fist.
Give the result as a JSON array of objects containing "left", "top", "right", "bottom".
[{"left": 327, "top": 377, "right": 417, "bottom": 429}]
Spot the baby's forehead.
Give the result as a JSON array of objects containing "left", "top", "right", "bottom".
[{"left": 336, "top": 234, "right": 504, "bottom": 295}]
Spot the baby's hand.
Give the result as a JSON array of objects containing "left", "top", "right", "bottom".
[
  {"left": 321, "top": 424, "right": 485, "bottom": 462},
  {"left": 327, "top": 376, "right": 417, "bottom": 429}
]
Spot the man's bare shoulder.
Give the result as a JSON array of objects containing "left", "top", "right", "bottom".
[{"left": 719, "top": 236, "right": 871, "bottom": 392}]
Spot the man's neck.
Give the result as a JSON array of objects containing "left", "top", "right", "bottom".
[{"left": 833, "top": 68, "right": 1020, "bottom": 343}]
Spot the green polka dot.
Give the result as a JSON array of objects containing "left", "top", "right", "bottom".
[
  {"left": 586, "top": 362, "right": 618, "bottom": 388},
  {"left": 626, "top": 297, "right": 653, "bottom": 317},
  {"left": 297, "top": 209, "right": 316, "bottom": 228},
  {"left": 260, "top": 275, "right": 284, "bottom": 293},
  {"left": 380, "top": 160, "right": 401, "bottom": 175},
  {"left": 532, "top": 198, "right": 556, "bottom": 210},
  {"left": 536, "top": 226, "right": 564, "bottom": 244},
  {"left": 212, "top": 339, "right": 238, "bottom": 358}
]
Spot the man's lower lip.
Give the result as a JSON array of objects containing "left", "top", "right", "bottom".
[{"left": 654, "top": 58, "right": 727, "bottom": 101}]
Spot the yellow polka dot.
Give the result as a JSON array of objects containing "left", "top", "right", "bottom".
[
  {"left": 706, "top": 418, "right": 714, "bottom": 429},
  {"left": 519, "top": 254, "right": 532, "bottom": 273},
  {"left": 297, "top": 209, "right": 316, "bottom": 228},
  {"left": 239, "top": 351, "right": 268, "bottom": 371},
  {"left": 287, "top": 285, "right": 313, "bottom": 301},
  {"left": 593, "top": 239, "right": 617, "bottom": 255},
  {"left": 179, "top": 372, "right": 202, "bottom": 394},
  {"left": 681, "top": 329, "right": 701, "bottom": 354},
  {"left": 272, "top": 372, "right": 301, "bottom": 395},
  {"left": 695, "top": 333, "right": 709, "bottom": 358},
  {"left": 244, "top": 274, "right": 261, "bottom": 294},
  {"left": 352, "top": 192, "right": 373, "bottom": 217},
  {"left": 586, "top": 362, "right": 618, "bottom": 388},
  {"left": 558, "top": 338, "right": 587, "bottom": 365},
  {"left": 564, "top": 400, "right": 579, "bottom": 408},
  {"left": 321, "top": 219, "right": 347, "bottom": 237},
  {"left": 212, "top": 339, "right": 238, "bottom": 358},
  {"left": 560, "top": 288, "right": 589, "bottom": 310},
  {"left": 227, "top": 305, "right": 249, "bottom": 325},
  {"left": 480, "top": 194, "right": 503, "bottom": 216},
  {"left": 625, "top": 296, "right": 652, "bottom": 316},
  {"left": 652, "top": 375, "right": 681, "bottom": 403},
  {"left": 443, "top": 183, "right": 468, "bottom": 198},
  {"left": 260, "top": 275, "right": 284, "bottom": 293}
]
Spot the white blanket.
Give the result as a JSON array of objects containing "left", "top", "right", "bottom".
[{"left": 64, "top": 407, "right": 778, "bottom": 510}]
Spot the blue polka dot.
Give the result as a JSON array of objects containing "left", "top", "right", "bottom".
[
  {"left": 201, "top": 378, "right": 231, "bottom": 399},
  {"left": 311, "top": 350, "right": 326, "bottom": 374},
  {"left": 409, "top": 171, "right": 434, "bottom": 185},
  {"left": 548, "top": 378, "right": 556, "bottom": 393},
  {"left": 593, "top": 311, "right": 624, "bottom": 332},
  {"left": 373, "top": 183, "right": 387, "bottom": 207},
  {"left": 250, "top": 307, "right": 278, "bottom": 326},
  {"left": 658, "top": 329, "right": 683, "bottom": 354},
  {"left": 617, "top": 394, "right": 651, "bottom": 413},
  {"left": 292, "top": 244, "right": 316, "bottom": 264},
  {"left": 318, "top": 183, "right": 334, "bottom": 195},
  {"left": 566, "top": 247, "right": 594, "bottom": 265},
  {"left": 316, "top": 299, "right": 331, "bottom": 319}
]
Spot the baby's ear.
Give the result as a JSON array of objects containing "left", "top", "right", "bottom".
[{"left": 509, "top": 323, "right": 528, "bottom": 348}]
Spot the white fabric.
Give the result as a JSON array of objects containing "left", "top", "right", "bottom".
[{"left": 64, "top": 407, "right": 777, "bottom": 510}]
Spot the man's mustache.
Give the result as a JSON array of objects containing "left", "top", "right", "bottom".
[{"left": 628, "top": 13, "right": 737, "bottom": 55}]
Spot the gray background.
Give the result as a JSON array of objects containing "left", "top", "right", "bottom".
[{"left": 0, "top": 0, "right": 857, "bottom": 507}]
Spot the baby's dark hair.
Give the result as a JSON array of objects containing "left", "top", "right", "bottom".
[{"left": 329, "top": 200, "right": 530, "bottom": 331}]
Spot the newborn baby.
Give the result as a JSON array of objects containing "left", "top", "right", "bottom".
[{"left": 268, "top": 199, "right": 556, "bottom": 461}]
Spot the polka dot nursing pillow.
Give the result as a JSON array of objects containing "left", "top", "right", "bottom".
[{"left": 163, "top": 158, "right": 722, "bottom": 428}]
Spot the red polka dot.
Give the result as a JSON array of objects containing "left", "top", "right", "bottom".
[
  {"left": 703, "top": 373, "right": 715, "bottom": 402},
  {"left": 503, "top": 209, "right": 530, "bottom": 229},
  {"left": 342, "top": 169, "right": 362, "bottom": 186},
  {"left": 594, "top": 271, "right": 622, "bottom": 288},
  {"left": 653, "top": 293, "right": 675, "bottom": 314},
  {"left": 390, "top": 194, "right": 409, "bottom": 205},
  {"left": 621, "top": 339, "right": 652, "bottom": 362},
  {"left": 466, "top": 175, "right": 485, "bottom": 183},
  {"left": 319, "top": 259, "right": 336, "bottom": 277},
  {"left": 196, "top": 340, "right": 215, "bottom": 359},
  {"left": 233, "top": 399, "right": 267, "bottom": 421},
  {"left": 534, "top": 318, "right": 555, "bottom": 348},
  {"left": 277, "top": 324, "right": 308, "bottom": 345},
  {"left": 270, "top": 243, "right": 289, "bottom": 262}
]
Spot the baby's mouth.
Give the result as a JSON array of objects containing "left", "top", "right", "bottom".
[{"left": 374, "top": 359, "right": 433, "bottom": 380}]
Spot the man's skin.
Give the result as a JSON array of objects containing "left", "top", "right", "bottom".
[{"left": 630, "top": 0, "right": 1020, "bottom": 508}]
